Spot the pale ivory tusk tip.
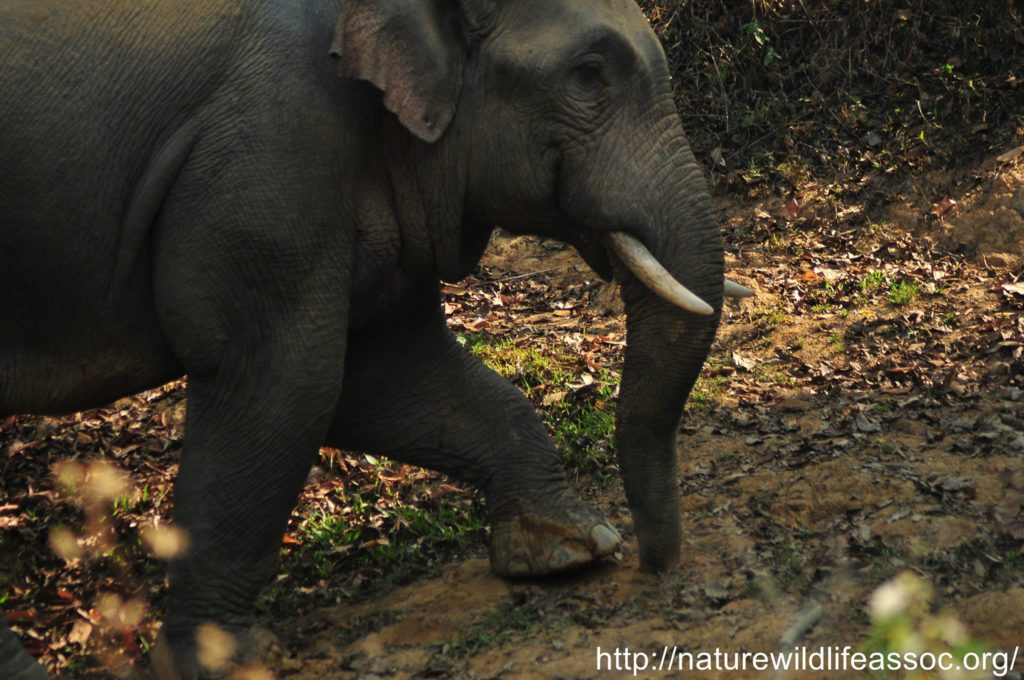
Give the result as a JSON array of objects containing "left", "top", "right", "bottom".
[
  {"left": 724, "top": 278, "right": 755, "bottom": 298},
  {"left": 604, "top": 231, "right": 715, "bottom": 315}
]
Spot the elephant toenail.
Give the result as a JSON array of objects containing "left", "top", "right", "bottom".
[{"left": 590, "top": 524, "right": 622, "bottom": 555}]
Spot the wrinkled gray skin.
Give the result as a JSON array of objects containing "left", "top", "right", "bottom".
[{"left": 0, "top": 0, "right": 722, "bottom": 676}]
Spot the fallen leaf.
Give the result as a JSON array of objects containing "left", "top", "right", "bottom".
[
  {"left": 1002, "top": 282, "right": 1024, "bottom": 296},
  {"left": 5, "top": 610, "right": 35, "bottom": 624},
  {"left": 932, "top": 195, "right": 957, "bottom": 218},
  {"left": 441, "top": 284, "right": 469, "bottom": 296},
  {"left": 703, "top": 582, "right": 730, "bottom": 602},
  {"left": 432, "top": 483, "right": 468, "bottom": 498},
  {"left": 542, "top": 391, "right": 566, "bottom": 406},
  {"left": 814, "top": 267, "right": 841, "bottom": 282},
  {"left": 68, "top": 620, "right": 93, "bottom": 645},
  {"left": 785, "top": 197, "right": 801, "bottom": 219},
  {"left": 732, "top": 352, "right": 757, "bottom": 372},
  {"left": 996, "top": 145, "right": 1024, "bottom": 164}
]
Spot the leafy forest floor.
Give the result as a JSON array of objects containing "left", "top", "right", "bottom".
[{"left": 4, "top": 3, "right": 1024, "bottom": 678}]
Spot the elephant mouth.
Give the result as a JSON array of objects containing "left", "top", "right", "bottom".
[{"left": 596, "top": 231, "right": 753, "bottom": 315}]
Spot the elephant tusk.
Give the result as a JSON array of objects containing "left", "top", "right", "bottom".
[
  {"left": 604, "top": 231, "right": 714, "bottom": 316},
  {"left": 724, "top": 278, "right": 754, "bottom": 298}
]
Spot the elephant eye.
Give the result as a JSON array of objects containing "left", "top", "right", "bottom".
[
  {"left": 565, "top": 55, "right": 610, "bottom": 104},
  {"left": 570, "top": 56, "right": 608, "bottom": 88}
]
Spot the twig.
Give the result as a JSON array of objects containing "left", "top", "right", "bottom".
[
  {"left": 771, "top": 603, "right": 824, "bottom": 680},
  {"left": 469, "top": 268, "right": 561, "bottom": 287}
]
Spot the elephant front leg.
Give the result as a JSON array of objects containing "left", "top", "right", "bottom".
[{"left": 327, "top": 293, "right": 621, "bottom": 577}]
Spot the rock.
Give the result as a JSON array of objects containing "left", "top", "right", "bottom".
[
  {"left": 777, "top": 389, "right": 815, "bottom": 412},
  {"left": 984, "top": 252, "right": 1023, "bottom": 269},
  {"left": 854, "top": 412, "right": 882, "bottom": 433}
]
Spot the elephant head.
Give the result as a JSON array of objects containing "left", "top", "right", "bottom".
[{"left": 333, "top": 0, "right": 751, "bottom": 572}]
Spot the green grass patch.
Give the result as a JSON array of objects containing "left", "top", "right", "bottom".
[
  {"left": 466, "top": 337, "right": 570, "bottom": 395},
  {"left": 302, "top": 491, "right": 484, "bottom": 582},
  {"left": 755, "top": 365, "right": 796, "bottom": 386},
  {"left": 468, "top": 337, "right": 619, "bottom": 475},
  {"left": 888, "top": 280, "right": 920, "bottom": 306},
  {"left": 547, "top": 376, "right": 617, "bottom": 473},
  {"left": 773, "top": 543, "right": 814, "bottom": 592},
  {"left": 444, "top": 600, "right": 545, "bottom": 658},
  {"left": 827, "top": 331, "right": 847, "bottom": 351},
  {"left": 690, "top": 358, "right": 733, "bottom": 412},
  {"left": 260, "top": 462, "right": 486, "bottom": 616},
  {"left": 689, "top": 380, "right": 722, "bottom": 412}
]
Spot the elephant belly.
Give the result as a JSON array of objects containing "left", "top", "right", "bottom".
[
  {"left": 0, "top": 270, "right": 181, "bottom": 416},
  {"left": 1, "top": 333, "right": 181, "bottom": 417}
]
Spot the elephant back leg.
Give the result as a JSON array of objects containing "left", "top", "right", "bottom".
[
  {"left": 326, "top": 286, "right": 621, "bottom": 577},
  {"left": 0, "top": 613, "right": 50, "bottom": 680}
]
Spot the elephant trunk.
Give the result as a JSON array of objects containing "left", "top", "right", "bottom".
[{"left": 609, "top": 137, "right": 723, "bottom": 572}]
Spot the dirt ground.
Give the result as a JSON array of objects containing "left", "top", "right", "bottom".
[{"left": 3, "top": 153, "right": 1024, "bottom": 679}]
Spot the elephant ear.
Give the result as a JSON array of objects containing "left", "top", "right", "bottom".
[{"left": 332, "top": 0, "right": 463, "bottom": 143}]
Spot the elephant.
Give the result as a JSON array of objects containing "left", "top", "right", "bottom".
[{"left": 0, "top": 0, "right": 751, "bottom": 676}]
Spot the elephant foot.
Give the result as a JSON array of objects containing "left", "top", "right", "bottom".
[
  {"left": 488, "top": 494, "right": 621, "bottom": 577},
  {"left": 151, "top": 624, "right": 282, "bottom": 679}
]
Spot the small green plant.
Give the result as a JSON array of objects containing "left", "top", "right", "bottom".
[
  {"left": 888, "top": 280, "right": 920, "bottom": 306},
  {"left": 741, "top": 20, "right": 781, "bottom": 65},
  {"left": 751, "top": 305, "right": 786, "bottom": 330},
  {"left": 860, "top": 271, "right": 886, "bottom": 294},
  {"left": 688, "top": 381, "right": 720, "bottom": 411},
  {"left": 111, "top": 485, "right": 150, "bottom": 516},
  {"left": 864, "top": 572, "right": 991, "bottom": 679},
  {"left": 872, "top": 398, "right": 897, "bottom": 413},
  {"left": 773, "top": 542, "right": 813, "bottom": 591}
]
